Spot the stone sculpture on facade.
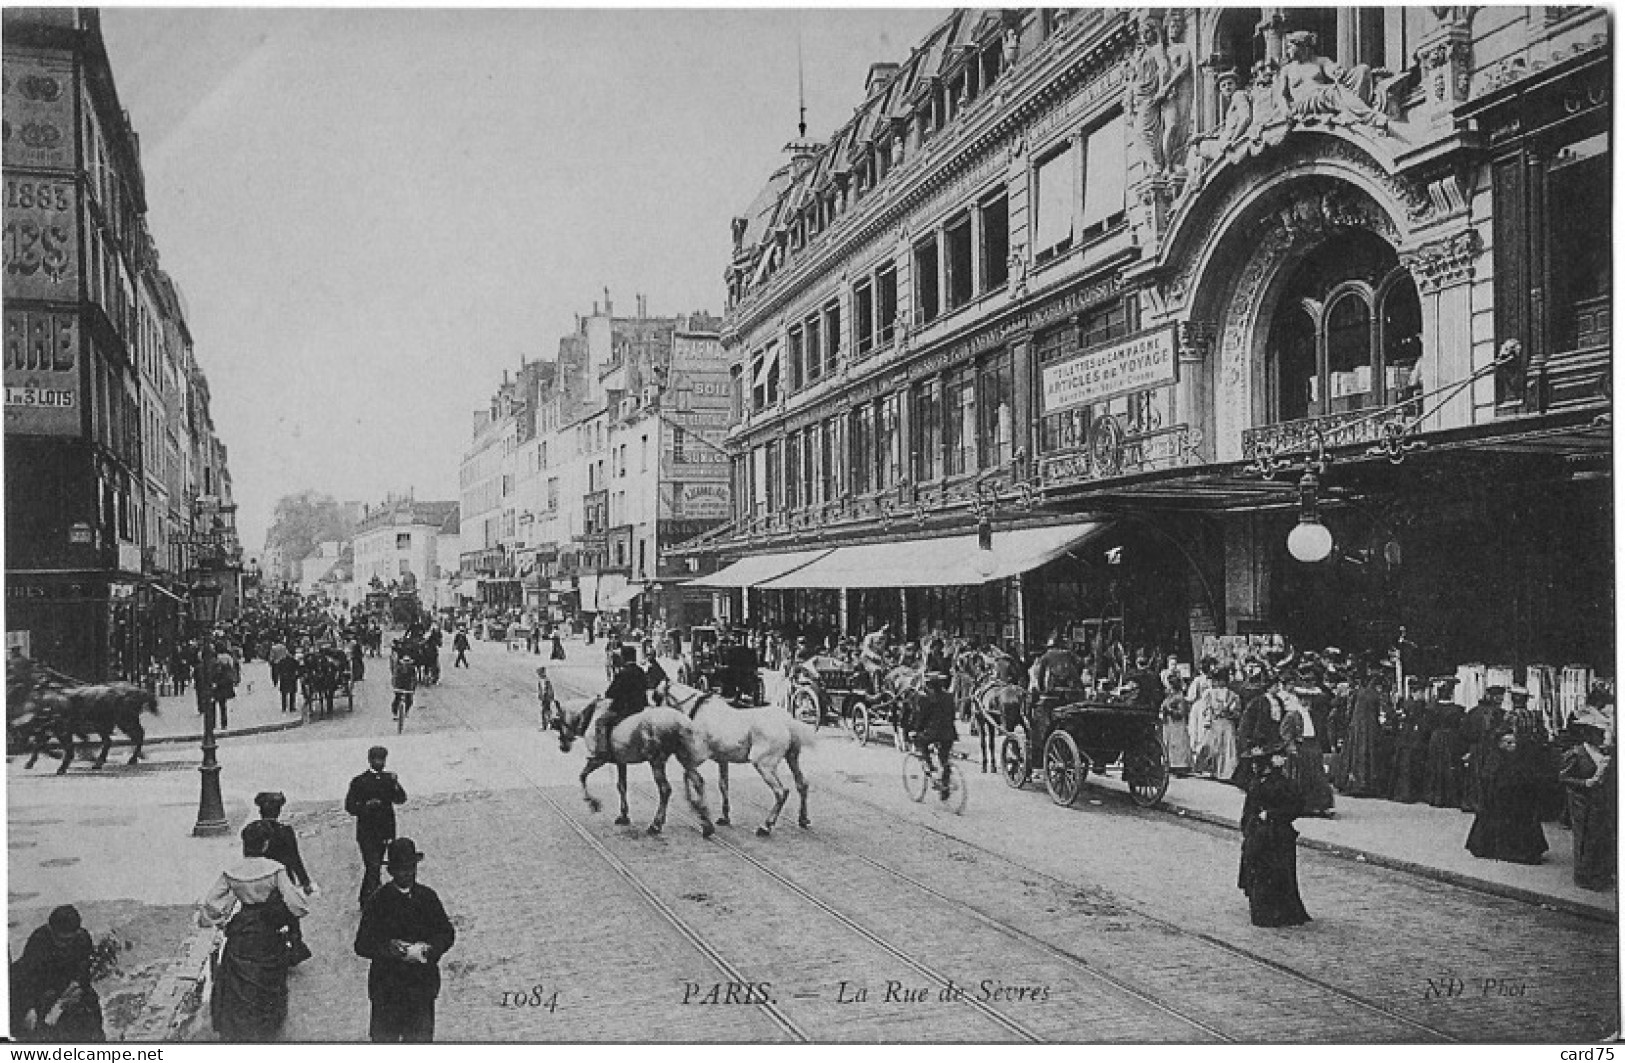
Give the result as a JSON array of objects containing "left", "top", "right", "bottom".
[
  {"left": 1126, "top": 16, "right": 1169, "bottom": 173},
  {"left": 1158, "top": 11, "right": 1196, "bottom": 173},
  {"left": 1274, "top": 31, "right": 1390, "bottom": 130}
]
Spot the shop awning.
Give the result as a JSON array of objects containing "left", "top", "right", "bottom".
[
  {"left": 685, "top": 547, "right": 832, "bottom": 589},
  {"left": 756, "top": 522, "right": 1108, "bottom": 589},
  {"left": 601, "top": 585, "right": 643, "bottom": 610}
]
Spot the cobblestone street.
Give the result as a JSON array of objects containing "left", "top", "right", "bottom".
[{"left": 53, "top": 635, "right": 1598, "bottom": 1044}]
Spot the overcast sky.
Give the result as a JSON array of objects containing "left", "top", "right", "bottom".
[{"left": 99, "top": 6, "right": 945, "bottom": 556}]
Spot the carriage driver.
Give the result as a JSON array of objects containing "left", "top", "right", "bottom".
[
  {"left": 593, "top": 654, "right": 649, "bottom": 760},
  {"left": 859, "top": 624, "right": 891, "bottom": 694},
  {"left": 1029, "top": 632, "right": 1085, "bottom": 753}
]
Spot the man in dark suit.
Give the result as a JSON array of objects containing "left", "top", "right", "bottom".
[
  {"left": 345, "top": 746, "right": 407, "bottom": 908},
  {"left": 354, "top": 838, "right": 455, "bottom": 1042},
  {"left": 592, "top": 656, "right": 648, "bottom": 760}
]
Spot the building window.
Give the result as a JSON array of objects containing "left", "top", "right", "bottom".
[
  {"left": 1080, "top": 114, "right": 1127, "bottom": 236},
  {"left": 914, "top": 235, "right": 940, "bottom": 324},
  {"left": 396, "top": 532, "right": 411, "bottom": 550},
  {"left": 547, "top": 478, "right": 559, "bottom": 512},
  {"left": 876, "top": 264, "right": 898, "bottom": 345},
  {"left": 980, "top": 192, "right": 1009, "bottom": 292},
  {"left": 976, "top": 350, "right": 1015, "bottom": 469},
  {"left": 641, "top": 434, "right": 648, "bottom": 472},
  {"left": 822, "top": 415, "right": 843, "bottom": 502},
  {"left": 849, "top": 405, "right": 873, "bottom": 494},
  {"left": 804, "top": 314, "right": 822, "bottom": 389},
  {"left": 788, "top": 326, "right": 804, "bottom": 392},
  {"left": 1266, "top": 232, "right": 1420, "bottom": 422},
  {"left": 785, "top": 431, "right": 801, "bottom": 510},
  {"left": 943, "top": 367, "right": 977, "bottom": 475},
  {"left": 877, "top": 392, "right": 901, "bottom": 489},
  {"left": 1033, "top": 143, "right": 1077, "bottom": 262},
  {"left": 945, "top": 214, "right": 974, "bottom": 309},
  {"left": 855, "top": 280, "right": 875, "bottom": 356},
  {"left": 911, "top": 378, "right": 942, "bottom": 483},
  {"left": 764, "top": 439, "right": 781, "bottom": 513},
  {"left": 399, "top": 559, "right": 412, "bottom": 577},
  {"left": 805, "top": 421, "right": 823, "bottom": 506},
  {"left": 823, "top": 300, "right": 842, "bottom": 376}
]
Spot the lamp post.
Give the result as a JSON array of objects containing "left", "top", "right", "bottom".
[{"left": 189, "top": 581, "right": 229, "bottom": 837}]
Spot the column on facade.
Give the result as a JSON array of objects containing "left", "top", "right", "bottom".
[
  {"left": 1009, "top": 335, "right": 1035, "bottom": 469},
  {"left": 1399, "top": 227, "right": 1484, "bottom": 428},
  {"left": 1174, "top": 321, "right": 1214, "bottom": 460}
]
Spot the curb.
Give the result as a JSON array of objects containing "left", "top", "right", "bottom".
[
  {"left": 1156, "top": 797, "right": 1616, "bottom": 924},
  {"left": 123, "top": 925, "right": 216, "bottom": 1042},
  {"left": 112, "top": 715, "right": 306, "bottom": 748}
]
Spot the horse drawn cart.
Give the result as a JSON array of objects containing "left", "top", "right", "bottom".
[
  {"left": 676, "top": 627, "right": 765, "bottom": 704},
  {"left": 787, "top": 657, "right": 917, "bottom": 748},
  {"left": 1000, "top": 693, "right": 1170, "bottom": 809}
]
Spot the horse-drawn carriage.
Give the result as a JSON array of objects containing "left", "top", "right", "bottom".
[
  {"left": 999, "top": 690, "right": 1170, "bottom": 808},
  {"left": 676, "top": 627, "right": 765, "bottom": 704},
  {"left": 787, "top": 656, "right": 920, "bottom": 747},
  {"left": 301, "top": 646, "right": 354, "bottom": 717}
]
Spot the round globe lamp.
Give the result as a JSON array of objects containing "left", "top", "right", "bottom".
[{"left": 1287, "top": 519, "right": 1334, "bottom": 564}]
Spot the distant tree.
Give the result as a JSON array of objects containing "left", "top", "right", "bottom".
[{"left": 266, "top": 491, "right": 355, "bottom": 579}]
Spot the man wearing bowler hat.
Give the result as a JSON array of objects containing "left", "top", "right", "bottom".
[{"left": 354, "top": 838, "right": 455, "bottom": 1042}]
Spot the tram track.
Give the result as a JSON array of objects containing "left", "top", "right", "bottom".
[
  {"left": 430, "top": 676, "right": 1053, "bottom": 1041},
  {"left": 442, "top": 658, "right": 1473, "bottom": 1043}
]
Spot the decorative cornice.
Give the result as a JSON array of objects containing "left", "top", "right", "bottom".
[{"left": 1397, "top": 228, "right": 1484, "bottom": 293}]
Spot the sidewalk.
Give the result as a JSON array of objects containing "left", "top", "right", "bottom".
[
  {"left": 122, "top": 659, "right": 323, "bottom": 745},
  {"left": 748, "top": 664, "right": 1616, "bottom": 922}
]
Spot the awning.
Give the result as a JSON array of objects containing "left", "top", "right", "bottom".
[
  {"left": 757, "top": 522, "right": 1108, "bottom": 589},
  {"left": 601, "top": 585, "right": 643, "bottom": 610},
  {"left": 685, "top": 547, "right": 832, "bottom": 589}
]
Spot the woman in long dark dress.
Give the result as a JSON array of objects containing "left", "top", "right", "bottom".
[
  {"left": 1333, "top": 671, "right": 1387, "bottom": 796},
  {"left": 1238, "top": 751, "right": 1312, "bottom": 927},
  {"left": 1558, "top": 709, "right": 1615, "bottom": 891},
  {"left": 1388, "top": 691, "right": 1430, "bottom": 803},
  {"left": 1465, "top": 731, "right": 1549, "bottom": 865},
  {"left": 1280, "top": 681, "right": 1335, "bottom": 816},
  {"left": 1421, "top": 679, "right": 1466, "bottom": 808},
  {"left": 198, "top": 820, "right": 310, "bottom": 1042}
]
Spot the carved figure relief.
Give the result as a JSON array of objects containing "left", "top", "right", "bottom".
[
  {"left": 1159, "top": 12, "right": 1196, "bottom": 172},
  {"left": 1274, "top": 31, "right": 1389, "bottom": 131},
  {"left": 1125, "top": 17, "right": 1169, "bottom": 173}
]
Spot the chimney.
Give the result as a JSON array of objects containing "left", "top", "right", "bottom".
[
  {"left": 604, "top": 287, "right": 612, "bottom": 316},
  {"left": 866, "top": 62, "right": 899, "bottom": 97}
]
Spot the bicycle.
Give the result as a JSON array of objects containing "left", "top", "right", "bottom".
[
  {"left": 901, "top": 738, "right": 967, "bottom": 814},
  {"left": 392, "top": 691, "right": 414, "bottom": 734}
]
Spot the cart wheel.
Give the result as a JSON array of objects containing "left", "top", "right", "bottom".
[
  {"left": 1044, "top": 731, "right": 1086, "bottom": 807},
  {"left": 1000, "top": 732, "right": 1030, "bottom": 789},
  {"left": 791, "top": 687, "right": 822, "bottom": 728},
  {"left": 901, "top": 752, "right": 928, "bottom": 802},
  {"left": 1126, "top": 737, "right": 1171, "bottom": 808},
  {"left": 850, "top": 701, "right": 872, "bottom": 745}
]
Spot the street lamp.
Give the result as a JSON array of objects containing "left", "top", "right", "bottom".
[
  {"left": 188, "top": 581, "right": 229, "bottom": 837},
  {"left": 1286, "top": 467, "right": 1335, "bottom": 564}
]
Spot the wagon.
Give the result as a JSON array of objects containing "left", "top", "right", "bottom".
[
  {"left": 1000, "top": 693, "right": 1170, "bottom": 809},
  {"left": 677, "top": 628, "right": 765, "bottom": 704},
  {"left": 787, "top": 657, "right": 913, "bottom": 748}
]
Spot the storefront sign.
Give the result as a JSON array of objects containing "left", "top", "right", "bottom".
[
  {"left": 658, "top": 519, "right": 722, "bottom": 543},
  {"left": 2, "top": 55, "right": 75, "bottom": 171},
  {"left": 3, "top": 178, "right": 78, "bottom": 302},
  {"left": 68, "top": 522, "right": 92, "bottom": 545},
  {"left": 1039, "top": 423, "right": 1198, "bottom": 486},
  {"left": 1041, "top": 326, "right": 1177, "bottom": 414},
  {"left": 5, "top": 309, "right": 80, "bottom": 436},
  {"left": 671, "top": 482, "right": 730, "bottom": 520}
]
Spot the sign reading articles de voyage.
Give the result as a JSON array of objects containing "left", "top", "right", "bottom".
[{"left": 1040, "top": 325, "right": 1178, "bottom": 415}]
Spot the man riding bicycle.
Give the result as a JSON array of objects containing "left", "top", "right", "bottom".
[
  {"left": 390, "top": 644, "right": 418, "bottom": 722},
  {"left": 907, "top": 671, "right": 959, "bottom": 798}
]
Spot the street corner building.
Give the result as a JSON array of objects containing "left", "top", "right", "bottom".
[
  {"left": 699, "top": 5, "right": 1612, "bottom": 707},
  {"left": 4, "top": 8, "right": 248, "bottom": 683}
]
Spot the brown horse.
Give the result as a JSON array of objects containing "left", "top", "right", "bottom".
[
  {"left": 9, "top": 658, "right": 159, "bottom": 773},
  {"left": 555, "top": 697, "right": 715, "bottom": 837},
  {"left": 971, "top": 673, "right": 1027, "bottom": 774},
  {"left": 668, "top": 683, "right": 814, "bottom": 836}
]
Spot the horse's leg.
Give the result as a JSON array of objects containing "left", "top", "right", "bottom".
[
  {"left": 55, "top": 727, "right": 73, "bottom": 775},
  {"left": 614, "top": 763, "right": 631, "bottom": 827},
  {"left": 126, "top": 717, "right": 145, "bottom": 765},
  {"left": 680, "top": 762, "right": 714, "bottom": 838},
  {"left": 647, "top": 758, "right": 671, "bottom": 835},
  {"left": 786, "top": 747, "right": 811, "bottom": 829},
  {"left": 579, "top": 758, "right": 605, "bottom": 813},
  {"left": 752, "top": 754, "right": 790, "bottom": 837},
  {"left": 93, "top": 726, "right": 113, "bottom": 770},
  {"left": 715, "top": 761, "right": 731, "bottom": 826}
]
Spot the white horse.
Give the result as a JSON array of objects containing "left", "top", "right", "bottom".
[{"left": 666, "top": 682, "right": 814, "bottom": 836}]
